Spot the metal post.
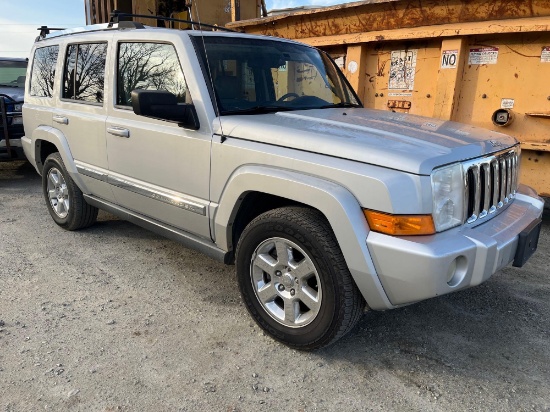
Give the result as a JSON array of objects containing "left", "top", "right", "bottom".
[{"left": 0, "top": 98, "right": 12, "bottom": 159}]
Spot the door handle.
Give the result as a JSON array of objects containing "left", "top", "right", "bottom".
[
  {"left": 107, "top": 126, "right": 130, "bottom": 138},
  {"left": 53, "top": 115, "right": 68, "bottom": 125}
]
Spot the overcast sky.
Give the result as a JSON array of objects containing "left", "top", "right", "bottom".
[{"left": 0, "top": 0, "right": 351, "bottom": 58}]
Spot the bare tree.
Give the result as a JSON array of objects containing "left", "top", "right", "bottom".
[
  {"left": 31, "top": 46, "right": 59, "bottom": 97},
  {"left": 117, "top": 43, "right": 188, "bottom": 105},
  {"left": 64, "top": 43, "right": 107, "bottom": 102}
]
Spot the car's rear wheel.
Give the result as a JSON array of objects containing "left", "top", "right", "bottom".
[
  {"left": 236, "top": 206, "right": 364, "bottom": 350},
  {"left": 42, "top": 152, "right": 98, "bottom": 230}
]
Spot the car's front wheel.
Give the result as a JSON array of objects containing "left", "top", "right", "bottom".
[
  {"left": 236, "top": 206, "right": 364, "bottom": 350},
  {"left": 42, "top": 152, "right": 98, "bottom": 230}
]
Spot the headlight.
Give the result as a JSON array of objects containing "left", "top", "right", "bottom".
[
  {"left": 431, "top": 163, "right": 464, "bottom": 232},
  {"left": 14, "top": 104, "right": 22, "bottom": 111}
]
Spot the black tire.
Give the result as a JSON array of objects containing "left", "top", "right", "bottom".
[
  {"left": 236, "top": 206, "right": 365, "bottom": 350},
  {"left": 42, "top": 152, "right": 98, "bottom": 230}
]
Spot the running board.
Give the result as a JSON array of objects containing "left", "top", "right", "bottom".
[{"left": 84, "top": 195, "right": 230, "bottom": 264}]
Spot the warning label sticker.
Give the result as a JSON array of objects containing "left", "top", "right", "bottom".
[
  {"left": 388, "top": 92, "right": 413, "bottom": 97},
  {"left": 501, "top": 98, "right": 515, "bottom": 109},
  {"left": 389, "top": 49, "right": 418, "bottom": 90},
  {"left": 441, "top": 50, "right": 458, "bottom": 69},
  {"left": 469, "top": 47, "right": 499, "bottom": 65},
  {"left": 542, "top": 47, "right": 550, "bottom": 63}
]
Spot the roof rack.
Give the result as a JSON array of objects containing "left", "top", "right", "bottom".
[
  {"left": 108, "top": 10, "right": 236, "bottom": 33},
  {"left": 35, "top": 24, "right": 113, "bottom": 42},
  {"left": 34, "top": 11, "right": 236, "bottom": 43},
  {"left": 37, "top": 26, "right": 66, "bottom": 39}
]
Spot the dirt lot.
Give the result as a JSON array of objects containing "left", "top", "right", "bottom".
[{"left": 1, "top": 160, "right": 549, "bottom": 411}]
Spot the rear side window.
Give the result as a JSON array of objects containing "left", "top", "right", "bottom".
[
  {"left": 63, "top": 42, "right": 107, "bottom": 104},
  {"left": 116, "top": 42, "right": 190, "bottom": 107},
  {"left": 30, "top": 45, "right": 59, "bottom": 97}
]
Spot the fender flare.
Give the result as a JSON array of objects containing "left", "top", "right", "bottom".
[
  {"left": 32, "top": 126, "right": 90, "bottom": 193},
  {"left": 214, "top": 165, "right": 394, "bottom": 310}
]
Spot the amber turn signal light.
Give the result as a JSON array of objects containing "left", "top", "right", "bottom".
[{"left": 363, "top": 209, "right": 436, "bottom": 236}]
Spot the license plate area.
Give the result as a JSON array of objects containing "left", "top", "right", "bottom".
[{"left": 513, "top": 218, "right": 542, "bottom": 267}]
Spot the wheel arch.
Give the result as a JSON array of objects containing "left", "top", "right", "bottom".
[
  {"left": 213, "top": 165, "right": 394, "bottom": 310},
  {"left": 31, "top": 126, "right": 90, "bottom": 194},
  {"left": 32, "top": 126, "right": 75, "bottom": 175}
]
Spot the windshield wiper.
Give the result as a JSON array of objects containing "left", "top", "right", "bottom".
[
  {"left": 319, "top": 102, "right": 362, "bottom": 109},
  {"left": 222, "top": 106, "right": 295, "bottom": 115},
  {"left": 0, "top": 83, "right": 20, "bottom": 88}
]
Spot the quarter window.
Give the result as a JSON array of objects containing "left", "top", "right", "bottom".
[
  {"left": 30, "top": 45, "right": 59, "bottom": 97},
  {"left": 116, "top": 42, "right": 190, "bottom": 106},
  {"left": 63, "top": 43, "right": 107, "bottom": 103}
]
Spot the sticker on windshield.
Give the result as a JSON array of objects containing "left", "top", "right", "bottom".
[{"left": 389, "top": 49, "right": 418, "bottom": 91}]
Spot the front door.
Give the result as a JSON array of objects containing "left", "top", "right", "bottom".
[{"left": 105, "top": 41, "right": 211, "bottom": 239}]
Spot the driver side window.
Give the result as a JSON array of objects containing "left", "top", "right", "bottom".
[{"left": 116, "top": 42, "right": 191, "bottom": 107}]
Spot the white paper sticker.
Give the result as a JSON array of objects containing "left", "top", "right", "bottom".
[
  {"left": 388, "top": 92, "right": 413, "bottom": 97},
  {"left": 441, "top": 50, "right": 458, "bottom": 69},
  {"left": 542, "top": 47, "right": 550, "bottom": 63},
  {"left": 334, "top": 56, "right": 345, "bottom": 69},
  {"left": 469, "top": 47, "right": 499, "bottom": 65},
  {"left": 501, "top": 98, "right": 515, "bottom": 109},
  {"left": 347, "top": 60, "right": 358, "bottom": 74},
  {"left": 389, "top": 49, "right": 418, "bottom": 90}
]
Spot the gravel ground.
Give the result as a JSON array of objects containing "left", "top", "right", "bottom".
[{"left": 1, "top": 160, "right": 549, "bottom": 411}]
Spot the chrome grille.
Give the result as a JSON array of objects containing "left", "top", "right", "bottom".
[{"left": 463, "top": 146, "right": 520, "bottom": 224}]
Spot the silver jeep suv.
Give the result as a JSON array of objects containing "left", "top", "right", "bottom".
[{"left": 22, "top": 21, "right": 544, "bottom": 349}]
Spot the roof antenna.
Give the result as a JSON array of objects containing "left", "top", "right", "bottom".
[{"left": 192, "top": 0, "right": 226, "bottom": 143}]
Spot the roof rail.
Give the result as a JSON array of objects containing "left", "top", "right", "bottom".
[
  {"left": 108, "top": 10, "right": 236, "bottom": 33},
  {"left": 34, "top": 22, "right": 143, "bottom": 42}
]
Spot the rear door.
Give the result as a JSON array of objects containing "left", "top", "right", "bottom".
[{"left": 52, "top": 37, "right": 115, "bottom": 202}]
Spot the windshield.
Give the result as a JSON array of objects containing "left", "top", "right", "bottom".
[
  {"left": 196, "top": 36, "right": 361, "bottom": 115},
  {"left": 0, "top": 60, "right": 27, "bottom": 88}
]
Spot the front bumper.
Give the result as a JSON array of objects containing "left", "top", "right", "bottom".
[{"left": 367, "top": 184, "right": 544, "bottom": 306}]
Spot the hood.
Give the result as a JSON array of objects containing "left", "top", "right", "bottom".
[
  {"left": 0, "top": 86, "right": 24, "bottom": 103},
  {"left": 216, "top": 108, "right": 517, "bottom": 175}
]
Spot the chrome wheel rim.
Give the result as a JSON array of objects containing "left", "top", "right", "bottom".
[
  {"left": 250, "top": 237, "right": 322, "bottom": 328},
  {"left": 47, "top": 167, "right": 70, "bottom": 218}
]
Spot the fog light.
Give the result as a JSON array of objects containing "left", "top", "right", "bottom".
[
  {"left": 446, "top": 259, "right": 457, "bottom": 283},
  {"left": 447, "top": 256, "right": 467, "bottom": 287}
]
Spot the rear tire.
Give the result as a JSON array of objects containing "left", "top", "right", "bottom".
[
  {"left": 42, "top": 152, "right": 98, "bottom": 230},
  {"left": 236, "top": 206, "right": 364, "bottom": 350}
]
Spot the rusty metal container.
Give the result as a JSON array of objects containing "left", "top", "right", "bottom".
[
  {"left": 85, "top": 0, "right": 261, "bottom": 27},
  {"left": 229, "top": 0, "right": 550, "bottom": 197}
]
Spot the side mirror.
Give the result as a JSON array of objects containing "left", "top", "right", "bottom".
[{"left": 131, "top": 89, "right": 200, "bottom": 130}]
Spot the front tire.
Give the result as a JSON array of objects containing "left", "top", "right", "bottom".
[
  {"left": 236, "top": 206, "right": 364, "bottom": 350},
  {"left": 42, "top": 152, "right": 98, "bottom": 230}
]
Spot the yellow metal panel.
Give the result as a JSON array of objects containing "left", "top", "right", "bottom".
[
  {"left": 228, "top": 0, "right": 550, "bottom": 39},
  {"left": 361, "top": 40, "right": 441, "bottom": 116},
  {"left": 432, "top": 37, "right": 467, "bottom": 120},
  {"left": 240, "top": 17, "right": 550, "bottom": 47},
  {"left": 454, "top": 33, "right": 550, "bottom": 145},
  {"left": 521, "top": 150, "right": 550, "bottom": 197},
  {"left": 343, "top": 45, "right": 368, "bottom": 101}
]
